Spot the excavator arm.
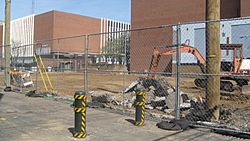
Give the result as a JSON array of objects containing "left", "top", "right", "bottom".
[{"left": 148, "top": 45, "right": 206, "bottom": 78}]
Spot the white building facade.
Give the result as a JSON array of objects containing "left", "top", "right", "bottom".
[
  {"left": 174, "top": 18, "right": 250, "bottom": 63},
  {"left": 10, "top": 15, "right": 35, "bottom": 58},
  {"left": 1, "top": 15, "right": 35, "bottom": 58},
  {"left": 96, "top": 18, "right": 131, "bottom": 64}
]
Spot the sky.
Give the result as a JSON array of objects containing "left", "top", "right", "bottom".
[{"left": 0, "top": 0, "right": 131, "bottom": 22}]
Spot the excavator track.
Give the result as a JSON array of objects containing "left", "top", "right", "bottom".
[{"left": 194, "top": 78, "right": 247, "bottom": 92}]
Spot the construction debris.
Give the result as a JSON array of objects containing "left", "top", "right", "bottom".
[
  {"left": 25, "top": 90, "right": 56, "bottom": 98},
  {"left": 25, "top": 90, "right": 46, "bottom": 98},
  {"left": 219, "top": 107, "right": 250, "bottom": 132},
  {"left": 124, "top": 77, "right": 190, "bottom": 110},
  {"left": 91, "top": 91, "right": 115, "bottom": 103},
  {"left": 88, "top": 77, "right": 248, "bottom": 132},
  {"left": 86, "top": 77, "right": 192, "bottom": 122},
  {"left": 186, "top": 98, "right": 214, "bottom": 122},
  {"left": 4, "top": 86, "right": 12, "bottom": 92},
  {"left": 241, "top": 85, "right": 250, "bottom": 95},
  {"left": 9, "top": 70, "right": 34, "bottom": 88}
]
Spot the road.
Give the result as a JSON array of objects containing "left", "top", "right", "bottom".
[{"left": 0, "top": 91, "right": 243, "bottom": 141}]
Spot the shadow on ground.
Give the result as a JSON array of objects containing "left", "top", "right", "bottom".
[{"left": 125, "top": 119, "right": 135, "bottom": 125}]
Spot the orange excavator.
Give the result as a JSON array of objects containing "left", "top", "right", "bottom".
[{"left": 149, "top": 44, "right": 250, "bottom": 92}]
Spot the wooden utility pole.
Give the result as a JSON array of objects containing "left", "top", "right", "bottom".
[
  {"left": 206, "top": 0, "right": 221, "bottom": 121},
  {"left": 4, "top": 0, "right": 11, "bottom": 87}
]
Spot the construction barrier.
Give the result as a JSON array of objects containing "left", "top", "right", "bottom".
[
  {"left": 135, "top": 89, "right": 146, "bottom": 126},
  {"left": 73, "top": 91, "right": 87, "bottom": 138}
]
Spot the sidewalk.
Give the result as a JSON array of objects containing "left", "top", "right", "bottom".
[{"left": 0, "top": 91, "right": 241, "bottom": 141}]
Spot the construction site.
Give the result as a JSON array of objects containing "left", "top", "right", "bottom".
[{"left": 1, "top": 0, "right": 250, "bottom": 141}]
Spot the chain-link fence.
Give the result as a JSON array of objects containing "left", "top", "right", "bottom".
[
  {"left": 86, "top": 25, "right": 177, "bottom": 121},
  {"left": 0, "top": 35, "right": 87, "bottom": 96},
  {"left": 177, "top": 18, "right": 250, "bottom": 133},
  {"left": 1, "top": 17, "right": 250, "bottom": 135}
]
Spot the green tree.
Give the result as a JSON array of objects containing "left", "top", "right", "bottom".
[
  {"left": 102, "top": 33, "right": 129, "bottom": 55},
  {"left": 101, "top": 33, "right": 130, "bottom": 70}
]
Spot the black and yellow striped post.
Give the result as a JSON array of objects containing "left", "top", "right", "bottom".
[
  {"left": 135, "top": 88, "right": 146, "bottom": 126},
  {"left": 73, "top": 91, "right": 87, "bottom": 138}
]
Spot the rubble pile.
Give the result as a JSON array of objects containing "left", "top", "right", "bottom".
[
  {"left": 88, "top": 77, "right": 250, "bottom": 132},
  {"left": 186, "top": 98, "right": 213, "bottom": 122},
  {"left": 91, "top": 91, "right": 115, "bottom": 103},
  {"left": 220, "top": 108, "right": 250, "bottom": 132},
  {"left": 126, "top": 77, "right": 190, "bottom": 112},
  {"left": 89, "top": 77, "right": 190, "bottom": 114}
]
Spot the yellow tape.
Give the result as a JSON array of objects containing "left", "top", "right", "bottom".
[
  {"left": 74, "top": 95, "right": 87, "bottom": 100},
  {"left": 135, "top": 121, "right": 144, "bottom": 126},
  {"left": 81, "top": 121, "right": 85, "bottom": 127},
  {"left": 81, "top": 124, "right": 86, "bottom": 131},
  {"left": 82, "top": 101, "right": 86, "bottom": 107},
  {"left": 73, "top": 132, "right": 87, "bottom": 138},
  {"left": 80, "top": 108, "right": 86, "bottom": 132},
  {"left": 82, "top": 113, "right": 86, "bottom": 117},
  {"left": 136, "top": 91, "right": 145, "bottom": 96},
  {"left": 82, "top": 116, "right": 86, "bottom": 122},
  {"left": 83, "top": 96, "right": 87, "bottom": 101},
  {"left": 81, "top": 126, "right": 85, "bottom": 132},
  {"left": 74, "top": 108, "right": 86, "bottom": 113},
  {"left": 136, "top": 102, "right": 145, "bottom": 106}
]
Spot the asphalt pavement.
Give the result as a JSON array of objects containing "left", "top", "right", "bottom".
[{"left": 0, "top": 91, "right": 243, "bottom": 141}]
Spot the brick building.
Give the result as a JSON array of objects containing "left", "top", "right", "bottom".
[
  {"left": 131, "top": 0, "right": 250, "bottom": 71},
  {"left": 34, "top": 11, "right": 102, "bottom": 54},
  {"left": 0, "top": 11, "right": 130, "bottom": 70}
]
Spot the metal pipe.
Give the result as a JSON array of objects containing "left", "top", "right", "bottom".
[
  {"left": 175, "top": 23, "right": 181, "bottom": 120},
  {"left": 84, "top": 35, "right": 88, "bottom": 96}
]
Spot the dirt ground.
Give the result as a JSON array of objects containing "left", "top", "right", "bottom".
[
  {"left": 34, "top": 72, "right": 140, "bottom": 95},
  {"left": 1, "top": 71, "right": 250, "bottom": 131},
  {"left": 1, "top": 72, "right": 250, "bottom": 109}
]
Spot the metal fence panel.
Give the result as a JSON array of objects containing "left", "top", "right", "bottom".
[
  {"left": 178, "top": 18, "right": 250, "bottom": 133},
  {"left": 87, "top": 25, "right": 178, "bottom": 121},
  {"left": 0, "top": 36, "right": 86, "bottom": 97},
  {"left": 1, "top": 16, "right": 250, "bottom": 135}
]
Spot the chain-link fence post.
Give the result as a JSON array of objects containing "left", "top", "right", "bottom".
[
  {"left": 122, "top": 31, "right": 128, "bottom": 114},
  {"left": 84, "top": 35, "right": 89, "bottom": 96},
  {"left": 175, "top": 23, "right": 181, "bottom": 120}
]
